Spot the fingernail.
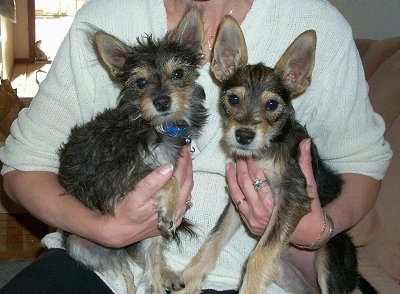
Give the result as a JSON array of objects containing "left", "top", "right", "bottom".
[
  {"left": 226, "top": 162, "right": 234, "bottom": 172},
  {"left": 158, "top": 163, "right": 174, "bottom": 176}
]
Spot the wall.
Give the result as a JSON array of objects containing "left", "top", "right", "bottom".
[
  {"left": 13, "top": 0, "right": 29, "bottom": 60},
  {"left": 12, "top": 0, "right": 400, "bottom": 60},
  {"left": 0, "top": 16, "right": 14, "bottom": 79},
  {"left": 329, "top": 0, "right": 400, "bottom": 40}
]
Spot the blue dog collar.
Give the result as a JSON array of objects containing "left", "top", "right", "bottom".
[{"left": 160, "top": 123, "right": 191, "bottom": 145}]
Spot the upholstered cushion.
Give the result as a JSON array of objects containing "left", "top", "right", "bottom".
[
  {"left": 0, "top": 79, "right": 24, "bottom": 142},
  {"left": 351, "top": 38, "right": 400, "bottom": 290}
]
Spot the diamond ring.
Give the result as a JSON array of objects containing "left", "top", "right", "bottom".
[
  {"left": 185, "top": 200, "right": 193, "bottom": 210},
  {"left": 253, "top": 178, "right": 268, "bottom": 191}
]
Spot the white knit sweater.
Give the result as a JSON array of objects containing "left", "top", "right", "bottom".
[{"left": 0, "top": 0, "right": 392, "bottom": 292}]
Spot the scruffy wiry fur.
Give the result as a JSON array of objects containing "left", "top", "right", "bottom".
[
  {"left": 178, "top": 15, "right": 376, "bottom": 294},
  {"left": 57, "top": 8, "right": 207, "bottom": 294}
]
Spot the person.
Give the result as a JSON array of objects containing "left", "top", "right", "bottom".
[{"left": 0, "top": 0, "right": 392, "bottom": 293}]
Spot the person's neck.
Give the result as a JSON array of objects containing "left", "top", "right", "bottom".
[
  {"left": 164, "top": 0, "right": 254, "bottom": 63},
  {"left": 165, "top": 0, "right": 253, "bottom": 31}
]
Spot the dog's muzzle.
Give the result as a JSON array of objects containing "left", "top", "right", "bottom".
[{"left": 235, "top": 128, "right": 255, "bottom": 145}]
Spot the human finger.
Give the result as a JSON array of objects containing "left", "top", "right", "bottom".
[
  {"left": 298, "top": 138, "right": 317, "bottom": 199},
  {"left": 132, "top": 163, "right": 174, "bottom": 205},
  {"left": 226, "top": 161, "right": 248, "bottom": 211},
  {"left": 175, "top": 147, "right": 194, "bottom": 218},
  {"left": 235, "top": 158, "right": 260, "bottom": 205},
  {"left": 175, "top": 147, "right": 193, "bottom": 190},
  {"left": 245, "top": 158, "right": 271, "bottom": 196},
  {"left": 290, "top": 139, "right": 325, "bottom": 244}
]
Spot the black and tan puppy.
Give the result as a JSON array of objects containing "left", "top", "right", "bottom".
[
  {"left": 57, "top": 8, "right": 207, "bottom": 294},
  {"left": 179, "top": 15, "right": 376, "bottom": 294}
]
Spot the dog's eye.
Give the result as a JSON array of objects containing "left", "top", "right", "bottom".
[
  {"left": 136, "top": 78, "right": 147, "bottom": 89},
  {"left": 265, "top": 99, "right": 279, "bottom": 111},
  {"left": 172, "top": 69, "right": 184, "bottom": 79},
  {"left": 228, "top": 94, "right": 240, "bottom": 106}
]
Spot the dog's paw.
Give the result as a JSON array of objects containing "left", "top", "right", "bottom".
[
  {"left": 173, "top": 272, "right": 203, "bottom": 294},
  {"left": 158, "top": 208, "right": 176, "bottom": 237},
  {"left": 162, "top": 268, "right": 185, "bottom": 292}
]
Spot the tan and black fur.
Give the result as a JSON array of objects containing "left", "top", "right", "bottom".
[
  {"left": 178, "top": 15, "right": 376, "bottom": 294},
  {"left": 57, "top": 8, "right": 207, "bottom": 294}
]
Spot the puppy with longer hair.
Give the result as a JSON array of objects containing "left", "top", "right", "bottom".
[
  {"left": 178, "top": 15, "right": 376, "bottom": 294},
  {"left": 57, "top": 8, "right": 207, "bottom": 294}
]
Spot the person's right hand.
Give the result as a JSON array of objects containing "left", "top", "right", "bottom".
[{"left": 96, "top": 147, "right": 193, "bottom": 248}]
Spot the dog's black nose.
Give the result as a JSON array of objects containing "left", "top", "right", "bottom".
[
  {"left": 235, "top": 129, "right": 255, "bottom": 145},
  {"left": 153, "top": 96, "right": 171, "bottom": 112}
]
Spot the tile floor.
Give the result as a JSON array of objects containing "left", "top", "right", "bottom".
[{"left": 10, "top": 62, "right": 51, "bottom": 99}]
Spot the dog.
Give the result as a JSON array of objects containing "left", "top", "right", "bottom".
[
  {"left": 178, "top": 15, "right": 377, "bottom": 294},
  {"left": 57, "top": 7, "right": 207, "bottom": 294}
]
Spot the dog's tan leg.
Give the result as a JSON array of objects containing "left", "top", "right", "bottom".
[
  {"left": 156, "top": 176, "right": 180, "bottom": 237},
  {"left": 315, "top": 247, "right": 330, "bottom": 294},
  {"left": 178, "top": 203, "right": 242, "bottom": 294},
  {"left": 140, "top": 176, "right": 184, "bottom": 293},
  {"left": 140, "top": 236, "right": 183, "bottom": 294},
  {"left": 122, "top": 268, "right": 136, "bottom": 294},
  {"left": 240, "top": 230, "right": 281, "bottom": 294},
  {"left": 240, "top": 194, "right": 309, "bottom": 294},
  {"left": 139, "top": 237, "right": 163, "bottom": 293}
]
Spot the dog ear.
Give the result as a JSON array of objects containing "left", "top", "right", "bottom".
[
  {"left": 170, "top": 7, "right": 204, "bottom": 46},
  {"left": 212, "top": 15, "right": 248, "bottom": 81},
  {"left": 95, "top": 32, "right": 131, "bottom": 77},
  {"left": 275, "top": 30, "right": 316, "bottom": 96}
]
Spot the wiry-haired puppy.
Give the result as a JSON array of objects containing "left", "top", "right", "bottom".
[
  {"left": 57, "top": 8, "right": 207, "bottom": 294},
  {"left": 178, "top": 15, "right": 376, "bottom": 294}
]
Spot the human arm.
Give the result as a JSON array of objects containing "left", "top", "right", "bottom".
[
  {"left": 291, "top": 139, "right": 381, "bottom": 245},
  {"left": 3, "top": 147, "right": 193, "bottom": 248},
  {"left": 226, "top": 139, "right": 381, "bottom": 245}
]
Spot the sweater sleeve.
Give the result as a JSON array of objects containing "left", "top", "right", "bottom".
[
  {"left": 243, "top": 0, "right": 391, "bottom": 180},
  {"left": 0, "top": 3, "right": 126, "bottom": 174},
  {"left": 0, "top": 0, "right": 167, "bottom": 175},
  {"left": 292, "top": 13, "right": 392, "bottom": 180}
]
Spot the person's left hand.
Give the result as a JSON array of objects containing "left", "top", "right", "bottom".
[
  {"left": 226, "top": 157, "right": 275, "bottom": 236},
  {"left": 226, "top": 139, "right": 325, "bottom": 242}
]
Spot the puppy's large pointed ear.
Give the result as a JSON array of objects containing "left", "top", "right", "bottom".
[
  {"left": 95, "top": 32, "right": 131, "bottom": 77},
  {"left": 169, "top": 7, "right": 204, "bottom": 45},
  {"left": 275, "top": 30, "right": 316, "bottom": 96},
  {"left": 212, "top": 15, "right": 248, "bottom": 81}
]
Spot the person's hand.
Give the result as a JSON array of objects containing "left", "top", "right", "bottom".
[
  {"left": 289, "top": 138, "right": 325, "bottom": 245},
  {"left": 226, "top": 157, "right": 275, "bottom": 236},
  {"left": 173, "top": 146, "right": 194, "bottom": 223},
  {"left": 97, "top": 147, "right": 193, "bottom": 248},
  {"left": 226, "top": 138, "right": 325, "bottom": 242}
]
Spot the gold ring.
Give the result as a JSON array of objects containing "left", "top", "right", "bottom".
[
  {"left": 235, "top": 197, "right": 247, "bottom": 210},
  {"left": 185, "top": 200, "right": 193, "bottom": 210}
]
